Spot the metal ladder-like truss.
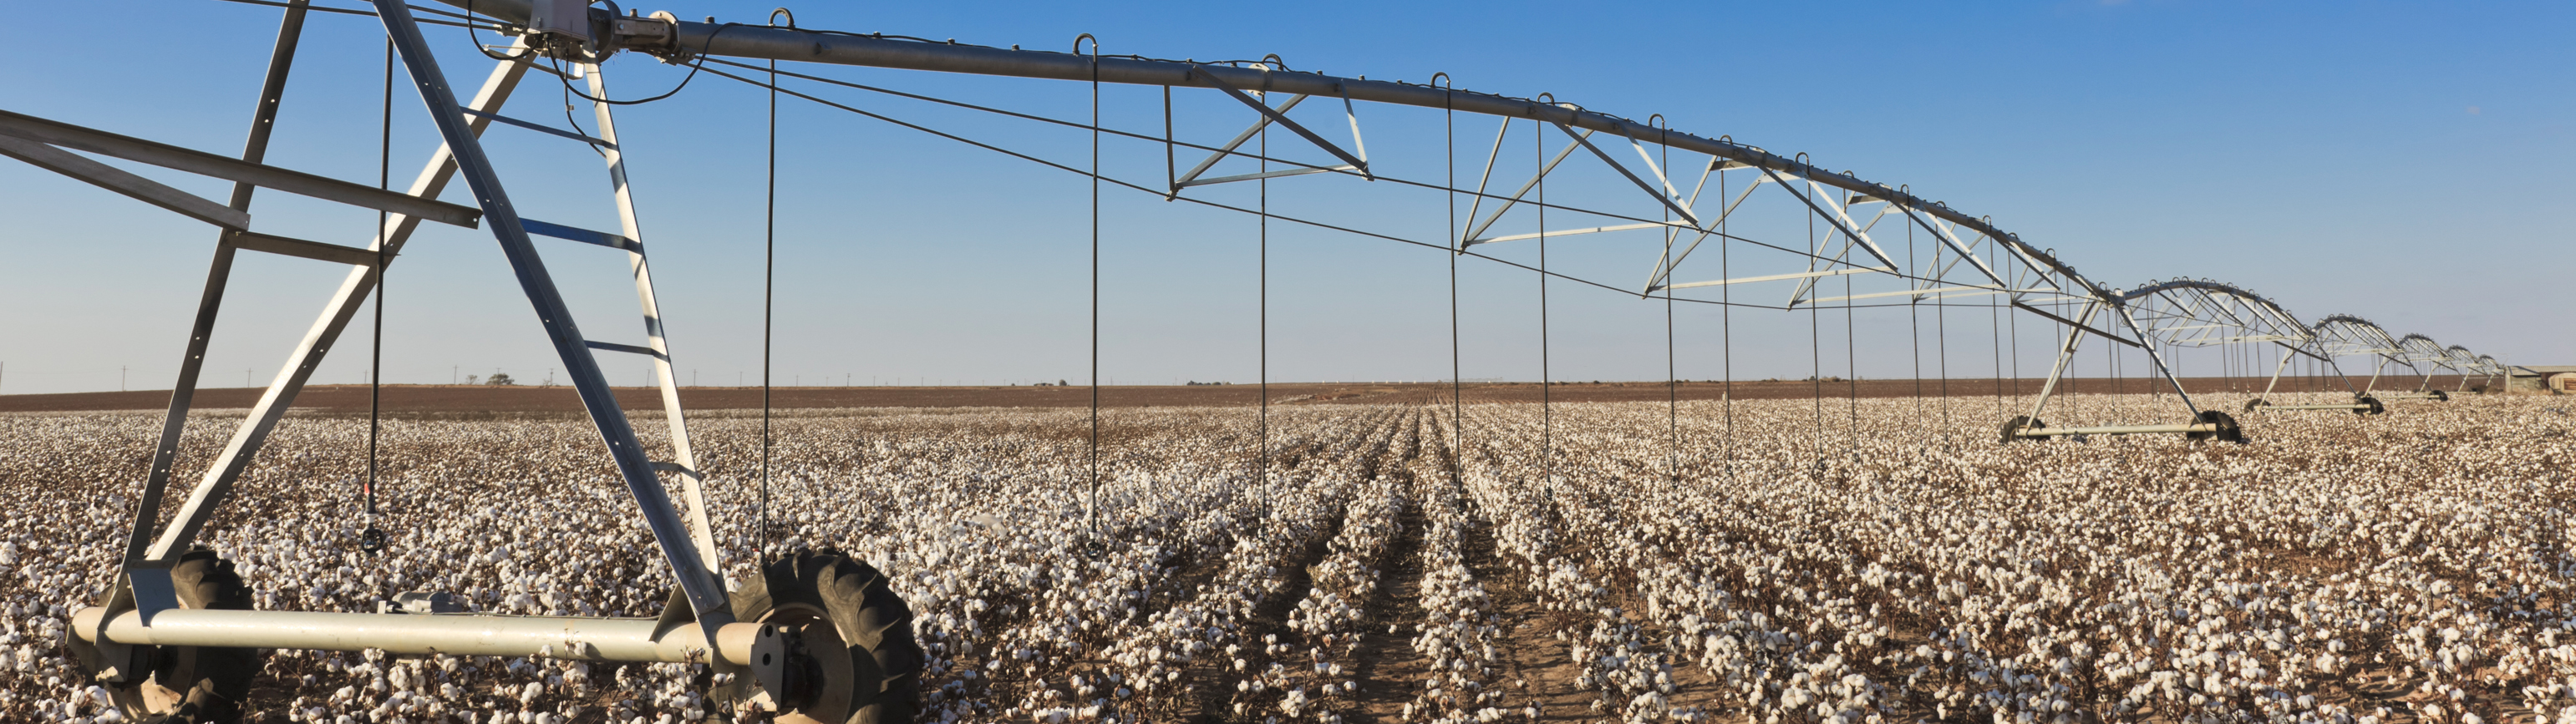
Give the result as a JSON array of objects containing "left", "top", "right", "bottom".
[
  {"left": 2, "top": 1, "right": 739, "bottom": 675},
  {"left": 2002, "top": 280, "right": 2320, "bottom": 442},
  {"left": 2382, "top": 334, "right": 2469, "bottom": 400},
  {"left": 2253, "top": 313, "right": 2407, "bottom": 413}
]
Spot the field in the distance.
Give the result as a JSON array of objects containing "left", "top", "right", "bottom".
[
  {"left": 0, "top": 375, "right": 2482, "bottom": 413},
  {"left": 1, "top": 388, "right": 2563, "bottom": 723}
]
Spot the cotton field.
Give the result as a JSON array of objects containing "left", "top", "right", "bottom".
[{"left": 3, "top": 392, "right": 2572, "bottom": 723}]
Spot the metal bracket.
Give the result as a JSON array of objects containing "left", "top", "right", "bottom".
[{"left": 1189, "top": 65, "right": 1370, "bottom": 180}]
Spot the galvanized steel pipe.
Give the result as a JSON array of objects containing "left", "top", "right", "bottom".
[
  {"left": 423, "top": 0, "right": 2101, "bottom": 298},
  {"left": 2015, "top": 423, "right": 2219, "bottom": 437},
  {"left": 72, "top": 607, "right": 767, "bottom": 665}
]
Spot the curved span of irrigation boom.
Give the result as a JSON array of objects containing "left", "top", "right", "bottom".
[
  {"left": 2003, "top": 279, "right": 2319, "bottom": 443},
  {"left": 2109, "top": 281, "right": 2376, "bottom": 417},
  {"left": 2289, "top": 314, "right": 2411, "bottom": 411},
  {"left": 2384, "top": 333, "right": 2462, "bottom": 400},
  {"left": 2444, "top": 346, "right": 2501, "bottom": 392},
  {"left": 424, "top": 0, "right": 2114, "bottom": 317}
]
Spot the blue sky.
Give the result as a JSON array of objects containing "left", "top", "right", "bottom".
[{"left": 2, "top": 0, "right": 2566, "bottom": 394}]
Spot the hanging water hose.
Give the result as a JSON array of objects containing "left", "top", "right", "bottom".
[
  {"left": 1257, "top": 57, "right": 1270, "bottom": 523},
  {"left": 1720, "top": 149, "right": 1734, "bottom": 480},
  {"left": 1842, "top": 200, "right": 1858, "bottom": 455},
  {"left": 1657, "top": 117, "right": 1678, "bottom": 482},
  {"left": 1440, "top": 73, "right": 1461, "bottom": 487},
  {"left": 760, "top": 13, "right": 787, "bottom": 551},
  {"left": 1805, "top": 155, "right": 1823, "bottom": 464},
  {"left": 1908, "top": 198, "right": 1922, "bottom": 423},
  {"left": 1081, "top": 33, "right": 1103, "bottom": 554},
  {"left": 1536, "top": 114, "right": 1552, "bottom": 482},
  {"left": 359, "top": 36, "right": 392, "bottom": 556}
]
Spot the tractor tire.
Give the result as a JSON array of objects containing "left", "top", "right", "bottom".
[
  {"left": 722, "top": 548, "right": 922, "bottom": 724},
  {"left": 105, "top": 547, "right": 261, "bottom": 724},
  {"left": 2355, "top": 395, "right": 2385, "bottom": 416},
  {"left": 2429, "top": 390, "right": 2450, "bottom": 402},
  {"left": 1999, "top": 416, "right": 2044, "bottom": 443},
  {"left": 2243, "top": 398, "right": 2268, "bottom": 413},
  {"left": 2186, "top": 410, "right": 2245, "bottom": 444}
]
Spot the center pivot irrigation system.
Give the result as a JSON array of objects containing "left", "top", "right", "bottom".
[{"left": 8, "top": 1, "right": 2506, "bottom": 721}]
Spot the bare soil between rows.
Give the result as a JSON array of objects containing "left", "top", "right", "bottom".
[{"left": 0, "top": 376, "right": 2467, "bottom": 414}]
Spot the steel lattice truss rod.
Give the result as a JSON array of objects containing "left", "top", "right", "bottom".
[
  {"left": 2396, "top": 334, "right": 2459, "bottom": 373},
  {"left": 2310, "top": 315, "right": 2406, "bottom": 361},
  {"left": 2115, "top": 280, "right": 2320, "bottom": 357},
  {"left": 2004, "top": 278, "right": 2325, "bottom": 442}
]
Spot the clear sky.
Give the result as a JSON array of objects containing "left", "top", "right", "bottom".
[{"left": 2, "top": 0, "right": 2566, "bottom": 394}]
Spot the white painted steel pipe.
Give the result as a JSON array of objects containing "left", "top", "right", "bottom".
[
  {"left": 71, "top": 607, "right": 767, "bottom": 665},
  {"left": 2015, "top": 423, "right": 2218, "bottom": 437},
  {"left": 2258, "top": 403, "right": 2371, "bottom": 411}
]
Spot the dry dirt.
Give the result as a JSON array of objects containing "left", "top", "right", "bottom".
[{"left": 0, "top": 375, "right": 2472, "bottom": 415}]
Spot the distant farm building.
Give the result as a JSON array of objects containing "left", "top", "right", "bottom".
[{"left": 2507, "top": 366, "right": 2576, "bottom": 392}]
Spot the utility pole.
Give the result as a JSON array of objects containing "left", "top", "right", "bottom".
[
  {"left": 452, "top": 366, "right": 458, "bottom": 384},
  {"left": 122, "top": 366, "right": 128, "bottom": 392}
]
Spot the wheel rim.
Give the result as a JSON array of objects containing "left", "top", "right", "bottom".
[{"left": 760, "top": 603, "right": 856, "bottom": 724}]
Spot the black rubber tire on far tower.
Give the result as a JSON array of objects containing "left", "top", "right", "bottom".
[
  {"left": 2186, "top": 410, "right": 2246, "bottom": 444},
  {"left": 2356, "top": 395, "right": 2386, "bottom": 416},
  {"left": 1999, "top": 416, "right": 2045, "bottom": 443},
  {"left": 721, "top": 548, "right": 923, "bottom": 724},
  {"left": 104, "top": 546, "right": 261, "bottom": 724}
]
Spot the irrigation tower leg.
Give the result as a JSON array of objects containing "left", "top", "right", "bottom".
[
  {"left": 2112, "top": 302, "right": 2203, "bottom": 417},
  {"left": 2254, "top": 346, "right": 2296, "bottom": 403},
  {"left": 582, "top": 60, "right": 722, "bottom": 576},
  {"left": 119, "top": 0, "right": 308, "bottom": 600},
  {"left": 2019, "top": 300, "right": 2098, "bottom": 423},
  {"left": 368, "top": 0, "right": 733, "bottom": 640},
  {"left": 140, "top": 47, "right": 534, "bottom": 564}
]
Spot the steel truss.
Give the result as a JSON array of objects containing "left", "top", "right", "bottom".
[
  {"left": 0, "top": 0, "right": 2518, "bottom": 717},
  {"left": 1999, "top": 280, "right": 2326, "bottom": 443},
  {"left": 2239, "top": 313, "right": 2406, "bottom": 415},
  {"left": 403, "top": 0, "right": 2117, "bottom": 324},
  {"left": 11, "top": 3, "right": 789, "bottom": 716},
  {"left": 2380, "top": 334, "right": 2472, "bottom": 401}
]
